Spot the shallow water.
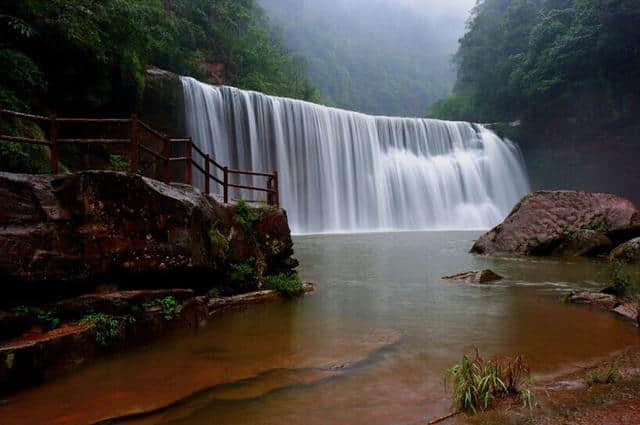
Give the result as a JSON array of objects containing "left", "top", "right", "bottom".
[{"left": 2, "top": 232, "right": 638, "bottom": 425}]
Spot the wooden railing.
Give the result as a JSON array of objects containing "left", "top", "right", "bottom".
[{"left": 0, "top": 109, "right": 279, "bottom": 206}]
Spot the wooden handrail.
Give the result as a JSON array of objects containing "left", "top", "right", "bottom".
[{"left": 0, "top": 108, "right": 280, "bottom": 206}]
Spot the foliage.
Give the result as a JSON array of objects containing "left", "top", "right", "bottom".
[
  {"left": 607, "top": 260, "right": 637, "bottom": 297},
  {"left": 0, "top": 116, "right": 50, "bottom": 173},
  {"left": 445, "top": 350, "right": 533, "bottom": 413},
  {"left": 12, "top": 305, "right": 60, "bottom": 330},
  {"left": 229, "top": 259, "right": 255, "bottom": 284},
  {"left": 109, "top": 154, "right": 130, "bottom": 173},
  {"left": 234, "top": 198, "right": 258, "bottom": 235},
  {"left": 81, "top": 313, "right": 134, "bottom": 347},
  {"left": 263, "top": 273, "right": 305, "bottom": 297},
  {"left": 585, "top": 362, "right": 620, "bottom": 386},
  {"left": 258, "top": 0, "right": 459, "bottom": 116},
  {"left": 208, "top": 220, "right": 229, "bottom": 258},
  {"left": 0, "top": 0, "right": 318, "bottom": 118},
  {"left": 146, "top": 296, "right": 182, "bottom": 321},
  {"left": 433, "top": 0, "right": 640, "bottom": 128}
]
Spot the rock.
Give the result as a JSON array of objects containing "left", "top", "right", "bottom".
[
  {"left": 0, "top": 171, "right": 297, "bottom": 303},
  {"left": 610, "top": 237, "right": 640, "bottom": 264},
  {"left": 442, "top": 270, "right": 503, "bottom": 284},
  {"left": 550, "top": 229, "right": 612, "bottom": 257},
  {"left": 612, "top": 302, "right": 639, "bottom": 323},
  {"left": 471, "top": 191, "right": 640, "bottom": 256},
  {"left": 567, "top": 291, "right": 619, "bottom": 310},
  {"left": 140, "top": 67, "right": 185, "bottom": 136}
]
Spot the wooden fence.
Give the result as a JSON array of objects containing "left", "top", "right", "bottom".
[{"left": 0, "top": 109, "right": 279, "bottom": 206}]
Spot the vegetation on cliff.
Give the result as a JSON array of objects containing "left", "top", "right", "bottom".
[{"left": 431, "top": 0, "right": 640, "bottom": 127}]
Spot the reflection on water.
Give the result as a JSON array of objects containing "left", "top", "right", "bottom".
[{"left": 2, "top": 232, "right": 638, "bottom": 425}]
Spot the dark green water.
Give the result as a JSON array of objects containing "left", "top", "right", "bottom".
[{"left": 3, "top": 232, "right": 638, "bottom": 425}]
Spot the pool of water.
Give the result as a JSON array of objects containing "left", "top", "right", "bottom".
[{"left": 2, "top": 232, "right": 638, "bottom": 425}]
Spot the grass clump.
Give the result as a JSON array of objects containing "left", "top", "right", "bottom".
[
  {"left": 445, "top": 349, "right": 533, "bottom": 413},
  {"left": 13, "top": 306, "right": 60, "bottom": 330},
  {"left": 229, "top": 259, "right": 255, "bottom": 284},
  {"left": 81, "top": 313, "right": 134, "bottom": 347},
  {"left": 143, "top": 296, "right": 183, "bottom": 321},
  {"left": 607, "top": 260, "right": 637, "bottom": 297},
  {"left": 264, "top": 273, "right": 305, "bottom": 297},
  {"left": 585, "top": 363, "right": 620, "bottom": 386}
]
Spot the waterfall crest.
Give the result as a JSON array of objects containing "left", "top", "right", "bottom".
[{"left": 181, "top": 76, "right": 530, "bottom": 234}]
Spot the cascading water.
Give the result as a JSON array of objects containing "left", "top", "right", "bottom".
[{"left": 181, "top": 76, "right": 530, "bottom": 234}]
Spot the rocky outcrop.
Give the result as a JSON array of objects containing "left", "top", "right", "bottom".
[
  {"left": 0, "top": 171, "right": 296, "bottom": 304},
  {"left": 442, "top": 270, "right": 503, "bottom": 284},
  {"left": 610, "top": 237, "right": 640, "bottom": 264},
  {"left": 566, "top": 290, "right": 638, "bottom": 324},
  {"left": 471, "top": 191, "right": 640, "bottom": 256},
  {"left": 140, "top": 68, "right": 185, "bottom": 136}
]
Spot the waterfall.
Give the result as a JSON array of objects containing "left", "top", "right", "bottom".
[{"left": 181, "top": 77, "right": 530, "bottom": 234}]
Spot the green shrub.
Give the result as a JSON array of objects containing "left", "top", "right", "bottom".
[
  {"left": 229, "top": 260, "right": 255, "bottom": 284},
  {"left": 264, "top": 273, "right": 305, "bottom": 297},
  {"left": 585, "top": 363, "right": 620, "bottom": 386},
  {"left": 81, "top": 313, "right": 133, "bottom": 347},
  {"left": 12, "top": 305, "right": 60, "bottom": 330},
  {"left": 143, "top": 296, "right": 182, "bottom": 321},
  {"left": 233, "top": 198, "right": 258, "bottom": 236},
  {"left": 607, "top": 260, "right": 637, "bottom": 297},
  {"left": 445, "top": 350, "right": 533, "bottom": 413}
]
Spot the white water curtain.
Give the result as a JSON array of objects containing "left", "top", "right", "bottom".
[{"left": 182, "top": 77, "right": 530, "bottom": 234}]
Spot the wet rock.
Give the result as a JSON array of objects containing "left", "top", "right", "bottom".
[
  {"left": 442, "top": 269, "right": 503, "bottom": 284},
  {"left": 0, "top": 171, "right": 297, "bottom": 303},
  {"left": 567, "top": 291, "right": 619, "bottom": 310},
  {"left": 612, "top": 302, "right": 639, "bottom": 323},
  {"left": 610, "top": 237, "right": 640, "bottom": 264},
  {"left": 471, "top": 191, "right": 640, "bottom": 256},
  {"left": 551, "top": 229, "right": 613, "bottom": 257}
]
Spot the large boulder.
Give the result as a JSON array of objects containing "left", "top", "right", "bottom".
[
  {"left": 0, "top": 171, "right": 296, "bottom": 304},
  {"left": 471, "top": 191, "right": 640, "bottom": 256},
  {"left": 610, "top": 237, "right": 640, "bottom": 264}
]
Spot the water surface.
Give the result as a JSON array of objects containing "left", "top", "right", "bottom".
[{"left": 2, "top": 232, "right": 638, "bottom": 425}]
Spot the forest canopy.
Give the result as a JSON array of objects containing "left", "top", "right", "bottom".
[
  {"left": 0, "top": 0, "right": 320, "bottom": 116},
  {"left": 431, "top": 0, "right": 640, "bottom": 126}
]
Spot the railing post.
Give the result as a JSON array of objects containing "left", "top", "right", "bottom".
[
  {"left": 130, "top": 113, "right": 138, "bottom": 175},
  {"left": 266, "top": 176, "right": 273, "bottom": 205},
  {"left": 273, "top": 170, "right": 279, "bottom": 207},
  {"left": 50, "top": 114, "right": 59, "bottom": 174},
  {"left": 185, "top": 137, "right": 193, "bottom": 185},
  {"left": 163, "top": 137, "right": 171, "bottom": 184},
  {"left": 223, "top": 166, "right": 229, "bottom": 204},
  {"left": 204, "top": 154, "right": 210, "bottom": 195}
]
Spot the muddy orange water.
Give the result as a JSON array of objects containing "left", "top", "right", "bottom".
[{"left": 2, "top": 232, "right": 639, "bottom": 425}]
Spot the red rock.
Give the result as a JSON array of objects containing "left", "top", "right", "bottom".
[
  {"left": 442, "top": 269, "right": 503, "bottom": 284},
  {"left": 472, "top": 191, "right": 640, "bottom": 256}
]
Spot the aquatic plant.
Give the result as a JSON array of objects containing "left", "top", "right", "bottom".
[
  {"left": 264, "top": 273, "right": 305, "bottom": 297},
  {"left": 445, "top": 349, "right": 533, "bottom": 413},
  {"left": 585, "top": 363, "right": 620, "bottom": 386}
]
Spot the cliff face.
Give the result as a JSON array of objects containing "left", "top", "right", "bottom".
[{"left": 0, "top": 171, "right": 296, "bottom": 305}]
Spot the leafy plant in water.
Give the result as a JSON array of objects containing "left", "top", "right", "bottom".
[
  {"left": 13, "top": 306, "right": 60, "bottom": 330},
  {"left": 263, "top": 273, "right": 305, "bottom": 297},
  {"left": 81, "top": 313, "right": 134, "bottom": 347},
  {"left": 445, "top": 349, "right": 533, "bottom": 413},
  {"left": 585, "top": 362, "right": 620, "bottom": 386}
]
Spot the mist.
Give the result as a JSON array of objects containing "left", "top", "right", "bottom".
[{"left": 257, "top": 0, "right": 476, "bottom": 116}]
